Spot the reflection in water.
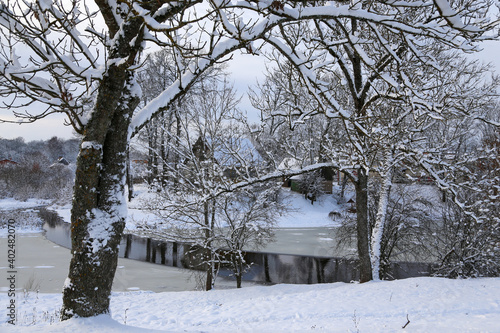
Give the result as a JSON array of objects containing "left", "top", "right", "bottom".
[{"left": 39, "top": 208, "right": 434, "bottom": 284}]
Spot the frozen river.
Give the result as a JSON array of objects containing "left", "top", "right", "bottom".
[
  {"left": 0, "top": 226, "right": 346, "bottom": 294},
  {"left": 258, "top": 227, "right": 345, "bottom": 257},
  {"left": 0, "top": 234, "right": 263, "bottom": 294},
  {"left": 0, "top": 204, "right": 349, "bottom": 294}
]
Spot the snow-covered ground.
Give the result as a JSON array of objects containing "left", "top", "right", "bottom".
[
  {"left": 1, "top": 277, "right": 500, "bottom": 332},
  {"left": 274, "top": 189, "right": 343, "bottom": 228}
]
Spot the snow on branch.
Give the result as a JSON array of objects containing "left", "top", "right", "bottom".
[
  {"left": 0, "top": 0, "right": 104, "bottom": 132},
  {"left": 223, "top": 161, "right": 338, "bottom": 194},
  {"left": 433, "top": 0, "right": 482, "bottom": 33}
]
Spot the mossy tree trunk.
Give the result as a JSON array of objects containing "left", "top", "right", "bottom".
[
  {"left": 61, "top": 69, "right": 140, "bottom": 319},
  {"left": 61, "top": 12, "right": 143, "bottom": 318}
]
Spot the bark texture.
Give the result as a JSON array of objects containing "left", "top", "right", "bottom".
[
  {"left": 355, "top": 169, "right": 373, "bottom": 283},
  {"left": 60, "top": 12, "right": 144, "bottom": 317},
  {"left": 61, "top": 70, "right": 140, "bottom": 319}
]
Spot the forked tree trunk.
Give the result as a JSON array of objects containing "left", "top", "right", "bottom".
[{"left": 61, "top": 70, "right": 139, "bottom": 319}]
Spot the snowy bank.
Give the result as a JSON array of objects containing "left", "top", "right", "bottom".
[
  {"left": 49, "top": 188, "right": 343, "bottom": 230},
  {"left": 1, "top": 277, "right": 500, "bottom": 332},
  {"left": 0, "top": 199, "right": 47, "bottom": 236},
  {"left": 0, "top": 198, "right": 51, "bottom": 211}
]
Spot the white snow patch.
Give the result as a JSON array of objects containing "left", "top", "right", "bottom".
[
  {"left": 81, "top": 141, "right": 103, "bottom": 151},
  {"left": 276, "top": 189, "right": 342, "bottom": 228},
  {"left": 52, "top": 204, "right": 72, "bottom": 223}
]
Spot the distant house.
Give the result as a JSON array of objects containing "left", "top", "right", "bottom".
[
  {"left": 48, "top": 157, "right": 76, "bottom": 184},
  {"left": 57, "top": 156, "right": 69, "bottom": 165},
  {"left": 347, "top": 197, "right": 356, "bottom": 213},
  {"left": 0, "top": 159, "right": 17, "bottom": 167},
  {"left": 188, "top": 135, "right": 263, "bottom": 181},
  {"left": 50, "top": 156, "right": 70, "bottom": 168}
]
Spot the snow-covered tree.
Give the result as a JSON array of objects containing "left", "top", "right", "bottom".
[
  {"left": 134, "top": 48, "right": 225, "bottom": 187},
  {"left": 249, "top": 60, "right": 342, "bottom": 182},
  {"left": 0, "top": 0, "right": 497, "bottom": 318},
  {"left": 217, "top": 185, "right": 283, "bottom": 288},
  {"left": 254, "top": 3, "right": 499, "bottom": 282},
  {"left": 431, "top": 112, "right": 500, "bottom": 278},
  {"left": 140, "top": 78, "right": 283, "bottom": 289}
]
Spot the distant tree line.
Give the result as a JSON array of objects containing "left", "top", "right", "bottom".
[{"left": 0, "top": 136, "right": 78, "bottom": 201}]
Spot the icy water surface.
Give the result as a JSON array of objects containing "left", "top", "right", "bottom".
[
  {"left": 256, "top": 227, "right": 346, "bottom": 257},
  {"left": 0, "top": 234, "right": 258, "bottom": 294}
]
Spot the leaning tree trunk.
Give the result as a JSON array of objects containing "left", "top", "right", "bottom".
[
  {"left": 61, "top": 70, "right": 140, "bottom": 319},
  {"left": 355, "top": 168, "right": 373, "bottom": 283}
]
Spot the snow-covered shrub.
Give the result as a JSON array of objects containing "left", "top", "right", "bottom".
[
  {"left": 216, "top": 184, "right": 284, "bottom": 287},
  {"left": 432, "top": 201, "right": 500, "bottom": 278},
  {"left": 369, "top": 184, "right": 439, "bottom": 279},
  {"left": 433, "top": 128, "right": 500, "bottom": 278},
  {"left": 299, "top": 171, "right": 326, "bottom": 205},
  {"left": 0, "top": 209, "right": 44, "bottom": 234}
]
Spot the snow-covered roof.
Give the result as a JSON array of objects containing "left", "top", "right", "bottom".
[
  {"left": 278, "top": 157, "right": 302, "bottom": 170},
  {"left": 207, "top": 136, "right": 263, "bottom": 166}
]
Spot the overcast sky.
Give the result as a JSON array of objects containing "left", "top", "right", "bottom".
[{"left": 0, "top": 39, "right": 498, "bottom": 142}]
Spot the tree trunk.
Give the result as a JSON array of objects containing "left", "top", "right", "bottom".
[
  {"left": 149, "top": 124, "right": 159, "bottom": 184},
  {"left": 147, "top": 127, "right": 154, "bottom": 184},
  {"left": 204, "top": 201, "right": 214, "bottom": 291},
  {"left": 355, "top": 168, "right": 373, "bottom": 283},
  {"left": 236, "top": 253, "right": 244, "bottom": 288},
  {"left": 127, "top": 148, "right": 134, "bottom": 201},
  {"left": 340, "top": 172, "right": 348, "bottom": 200},
  {"left": 61, "top": 71, "right": 139, "bottom": 319},
  {"left": 236, "top": 260, "right": 242, "bottom": 288},
  {"left": 370, "top": 149, "right": 394, "bottom": 281},
  {"left": 173, "top": 107, "right": 182, "bottom": 186},
  {"left": 59, "top": 10, "right": 146, "bottom": 318}
]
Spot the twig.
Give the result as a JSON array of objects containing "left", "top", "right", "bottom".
[{"left": 402, "top": 314, "right": 410, "bottom": 329}]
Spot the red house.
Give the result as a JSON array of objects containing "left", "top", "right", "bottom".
[{"left": 0, "top": 159, "right": 17, "bottom": 166}]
